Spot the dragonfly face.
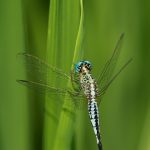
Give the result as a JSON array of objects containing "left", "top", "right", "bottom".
[{"left": 75, "top": 60, "right": 92, "bottom": 73}]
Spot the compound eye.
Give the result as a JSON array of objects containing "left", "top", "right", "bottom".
[
  {"left": 75, "top": 64, "right": 79, "bottom": 73},
  {"left": 75, "top": 61, "right": 84, "bottom": 73}
]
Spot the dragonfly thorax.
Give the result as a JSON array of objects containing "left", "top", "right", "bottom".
[{"left": 80, "top": 72, "right": 98, "bottom": 99}]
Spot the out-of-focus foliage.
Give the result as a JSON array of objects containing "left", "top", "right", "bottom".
[{"left": 0, "top": 0, "right": 150, "bottom": 150}]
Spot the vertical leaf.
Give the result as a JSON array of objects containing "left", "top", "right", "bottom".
[{"left": 43, "top": 0, "right": 84, "bottom": 150}]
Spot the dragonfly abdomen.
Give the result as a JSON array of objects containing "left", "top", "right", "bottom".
[
  {"left": 88, "top": 99, "right": 102, "bottom": 150},
  {"left": 80, "top": 72, "right": 102, "bottom": 150}
]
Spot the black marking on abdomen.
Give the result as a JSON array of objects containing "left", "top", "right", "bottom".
[{"left": 88, "top": 99, "right": 103, "bottom": 150}]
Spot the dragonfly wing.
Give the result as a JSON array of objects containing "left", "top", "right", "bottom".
[
  {"left": 99, "top": 58, "right": 133, "bottom": 97},
  {"left": 17, "top": 79, "right": 73, "bottom": 97},
  {"left": 96, "top": 33, "right": 125, "bottom": 96},
  {"left": 17, "top": 79, "right": 86, "bottom": 109},
  {"left": 97, "top": 33, "right": 124, "bottom": 85},
  {"left": 17, "top": 53, "right": 71, "bottom": 83},
  {"left": 17, "top": 53, "right": 87, "bottom": 110},
  {"left": 96, "top": 34, "right": 132, "bottom": 105}
]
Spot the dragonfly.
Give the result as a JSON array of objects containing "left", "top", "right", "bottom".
[{"left": 17, "top": 33, "right": 132, "bottom": 150}]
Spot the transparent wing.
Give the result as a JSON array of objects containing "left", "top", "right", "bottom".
[
  {"left": 17, "top": 79, "right": 69, "bottom": 95},
  {"left": 96, "top": 33, "right": 132, "bottom": 100},
  {"left": 17, "top": 79, "right": 86, "bottom": 110},
  {"left": 96, "top": 33, "right": 124, "bottom": 93},
  {"left": 97, "top": 33, "right": 124, "bottom": 86},
  {"left": 17, "top": 52, "right": 87, "bottom": 109},
  {"left": 98, "top": 58, "right": 132, "bottom": 97},
  {"left": 17, "top": 53, "right": 71, "bottom": 83}
]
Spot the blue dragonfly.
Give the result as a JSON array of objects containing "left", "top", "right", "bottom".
[{"left": 17, "top": 33, "right": 132, "bottom": 150}]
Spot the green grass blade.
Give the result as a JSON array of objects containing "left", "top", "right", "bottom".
[
  {"left": 43, "top": 0, "right": 84, "bottom": 150},
  {"left": 53, "top": 1, "right": 84, "bottom": 150}
]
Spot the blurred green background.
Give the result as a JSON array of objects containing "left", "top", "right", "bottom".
[{"left": 0, "top": 0, "right": 150, "bottom": 150}]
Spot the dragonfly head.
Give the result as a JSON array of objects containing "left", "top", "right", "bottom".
[{"left": 75, "top": 60, "right": 92, "bottom": 73}]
